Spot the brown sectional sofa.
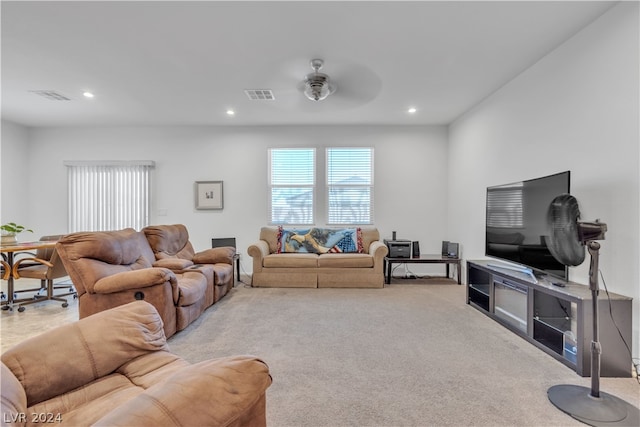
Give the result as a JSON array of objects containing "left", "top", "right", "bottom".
[
  {"left": 56, "top": 225, "right": 235, "bottom": 338},
  {"left": 142, "top": 224, "right": 235, "bottom": 304},
  {"left": 1, "top": 301, "right": 272, "bottom": 426},
  {"left": 248, "top": 227, "right": 388, "bottom": 288}
]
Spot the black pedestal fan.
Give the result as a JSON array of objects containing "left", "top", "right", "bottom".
[{"left": 545, "top": 194, "right": 639, "bottom": 426}]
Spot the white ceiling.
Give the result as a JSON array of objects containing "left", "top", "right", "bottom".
[{"left": 1, "top": 1, "right": 616, "bottom": 127}]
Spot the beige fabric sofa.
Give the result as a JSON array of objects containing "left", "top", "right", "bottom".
[
  {"left": 248, "top": 227, "right": 388, "bottom": 288},
  {"left": 1, "top": 301, "right": 272, "bottom": 427}
]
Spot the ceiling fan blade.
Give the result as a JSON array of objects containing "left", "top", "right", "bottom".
[{"left": 330, "top": 61, "right": 382, "bottom": 103}]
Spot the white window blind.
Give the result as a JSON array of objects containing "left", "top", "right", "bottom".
[
  {"left": 65, "top": 161, "right": 154, "bottom": 232},
  {"left": 486, "top": 184, "right": 524, "bottom": 228},
  {"left": 269, "top": 148, "right": 315, "bottom": 225},
  {"left": 327, "top": 147, "right": 373, "bottom": 225}
]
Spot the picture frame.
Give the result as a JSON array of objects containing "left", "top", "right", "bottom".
[{"left": 195, "top": 181, "right": 223, "bottom": 210}]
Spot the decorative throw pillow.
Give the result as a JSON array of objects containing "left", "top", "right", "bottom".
[{"left": 277, "top": 227, "right": 363, "bottom": 254}]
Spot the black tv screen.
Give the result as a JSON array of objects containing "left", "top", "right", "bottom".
[{"left": 485, "top": 171, "right": 571, "bottom": 280}]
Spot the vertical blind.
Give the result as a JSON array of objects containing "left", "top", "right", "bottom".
[
  {"left": 327, "top": 147, "right": 373, "bottom": 224},
  {"left": 65, "top": 161, "right": 154, "bottom": 232},
  {"left": 268, "top": 148, "right": 315, "bottom": 225}
]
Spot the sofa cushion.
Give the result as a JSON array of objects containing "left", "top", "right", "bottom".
[
  {"left": 153, "top": 258, "right": 194, "bottom": 269},
  {"left": 143, "top": 224, "right": 196, "bottom": 260},
  {"left": 263, "top": 253, "right": 318, "bottom": 268},
  {"left": 259, "top": 227, "right": 280, "bottom": 254},
  {"left": 28, "top": 373, "right": 145, "bottom": 426},
  {"left": 176, "top": 272, "right": 208, "bottom": 306},
  {"left": 212, "top": 263, "right": 234, "bottom": 286},
  {"left": 193, "top": 246, "right": 235, "bottom": 265},
  {"left": 1, "top": 362, "right": 27, "bottom": 423},
  {"left": 318, "top": 253, "right": 374, "bottom": 268}
]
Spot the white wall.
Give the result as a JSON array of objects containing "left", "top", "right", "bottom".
[
  {"left": 5, "top": 124, "right": 449, "bottom": 276},
  {"left": 0, "top": 121, "right": 30, "bottom": 226},
  {"left": 448, "top": 2, "right": 639, "bottom": 355}
]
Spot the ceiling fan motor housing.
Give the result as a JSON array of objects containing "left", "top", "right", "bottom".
[
  {"left": 578, "top": 221, "right": 607, "bottom": 242},
  {"left": 305, "top": 73, "right": 331, "bottom": 101},
  {"left": 302, "top": 58, "right": 336, "bottom": 101}
]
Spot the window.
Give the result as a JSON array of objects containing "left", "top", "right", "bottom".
[
  {"left": 65, "top": 161, "right": 154, "bottom": 232},
  {"left": 269, "top": 148, "right": 315, "bottom": 225},
  {"left": 486, "top": 184, "right": 524, "bottom": 228},
  {"left": 327, "top": 148, "right": 373, "bottom": 225}
]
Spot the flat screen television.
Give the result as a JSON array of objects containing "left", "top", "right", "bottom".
[{"left": 485, "top": 171, "right": 570, "bottom": 280}]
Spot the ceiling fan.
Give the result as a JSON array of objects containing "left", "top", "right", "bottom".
[
  {"left": 300, "top": 59, "right": 337, "bottom": 101},
  {"left": 545, "top": 194, "right": 639, "bottom": 426},
  {"left": 262, "top": 57, "right": 381, "bottom": 109}
]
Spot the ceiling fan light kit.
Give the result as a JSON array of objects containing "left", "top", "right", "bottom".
[{"left": 303, "top": 59, "right": 336, "bottom": 101}]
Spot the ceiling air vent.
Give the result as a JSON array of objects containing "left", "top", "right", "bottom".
[
  {"left": 30, "top": 90, "right": 71, "bottom": 101},
  {"left": 244, "top": 89, "right": 275, "bottom": 101}
]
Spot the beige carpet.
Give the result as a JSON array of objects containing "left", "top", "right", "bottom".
[{"left": 168, "top": 283, "right": 639, "bottom": 427}]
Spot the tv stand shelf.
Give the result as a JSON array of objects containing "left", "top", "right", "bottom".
[{"left": 466, "top": 260, "right": 632, "bottom": 377}]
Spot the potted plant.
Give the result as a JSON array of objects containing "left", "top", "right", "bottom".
[{"left": 1, "top": 222, "right": 33, "bottom": 244}]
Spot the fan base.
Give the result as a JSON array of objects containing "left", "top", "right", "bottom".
[{"left": 548, "top": 384, "right": 639, "bottom": 426}]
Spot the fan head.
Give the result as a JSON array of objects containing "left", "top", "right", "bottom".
[{"left": 546, "top": 194, "right": 586, "bottom": 266}]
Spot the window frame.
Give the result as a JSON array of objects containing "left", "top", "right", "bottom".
[
  {"left": 268, "top": 148, "right": 316, "bottom": 225},
  {"left": 326, "top": 147, "right": 374, "bottom": 226}
]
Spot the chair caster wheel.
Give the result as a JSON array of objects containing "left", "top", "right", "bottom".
[
  {"left": 62, "top": 302, "right": 68, "bottom": 308},
  {"left": 17, "top": 306, "right": 25, "bottom": 312}
]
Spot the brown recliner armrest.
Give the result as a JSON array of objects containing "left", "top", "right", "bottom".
[
  {"left": 93, "top": 355, "right": 272, "bottom": 427},
  {"left": 152, "top": 258, "right": 194, "bottom": 270},
  {"left": 93, "top": 268, "right": 177, "bottom": 297},
  {"left": 192, "top": 247, "right": 236, "bottom": 265}
]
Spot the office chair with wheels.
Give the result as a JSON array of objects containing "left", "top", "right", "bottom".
[{"left": 12, "top": 235, "right": 76, "bottom": 309}]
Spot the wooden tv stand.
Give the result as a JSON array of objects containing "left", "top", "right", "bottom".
[{"left": 466, "top": 260, "right": 633, "bottom": 377}]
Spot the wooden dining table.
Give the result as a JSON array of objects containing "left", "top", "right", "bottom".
[{"left": 1, "top": 240, "right": 58, "bottom": 312}]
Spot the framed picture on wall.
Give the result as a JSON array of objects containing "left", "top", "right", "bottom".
[{"left": 195, "top": 181, "right": 223, "bottom": 210}]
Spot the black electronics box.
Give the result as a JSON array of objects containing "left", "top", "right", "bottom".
[
  {"left": 384, "top": 239, "right": 412, "bottom": 258},
  {"left": 441, "top": 241, "right": 459, "bottom": 258}
]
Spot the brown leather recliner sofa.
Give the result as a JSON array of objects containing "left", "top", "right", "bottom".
[
  {"left": 1, "top": 301, "right": 272, "bottom": 426},
  {"left": 56, "top": 226, "right": 235, "bottom": 338},
  {"left": 142, "top": 224, "right": 234, "bottom": 304}
]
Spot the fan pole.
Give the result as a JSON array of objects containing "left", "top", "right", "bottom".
[
  {"left": 547, "top": 241, "right": 639, "bottom": 426},
  {"left": 588, "top": 241, "right": 601, "bottom": 399}
]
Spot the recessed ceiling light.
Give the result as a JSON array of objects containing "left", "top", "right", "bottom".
[
  {"left": 407, "top": 107, "right": 417, "bottom": 114},
  {"left": 226, "top": 109, "right": 235, "bottom": 116},
  {"left": 83, "top": 91, "right": 94, "bottom": 98}
]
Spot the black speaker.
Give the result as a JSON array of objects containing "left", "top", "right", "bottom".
[
  {"left": 412, "top": 241, "right": 420, "bottom": 257},
  {"left": 447, "top": 242, "right": 459, "bottom": 258},
  {"left": 441, "top": 241, "right": 450, "bottom": 256}
]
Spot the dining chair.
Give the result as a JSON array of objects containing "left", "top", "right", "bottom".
[{"left": 11, "top": 235, "right": 76, "bottom": 310}]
